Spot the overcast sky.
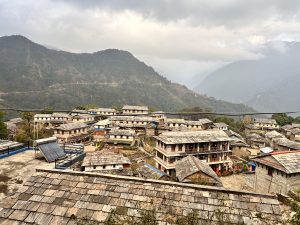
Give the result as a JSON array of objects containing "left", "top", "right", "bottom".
[{"left": 1, "top": 0, "right": 300, "bottom": 87}]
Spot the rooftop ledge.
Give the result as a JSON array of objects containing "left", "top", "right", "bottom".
[{"left": 36, "top": 168, "right": 277, "bottom": 199}]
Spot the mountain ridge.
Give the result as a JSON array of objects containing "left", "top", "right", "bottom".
[{"left": 0, "top": 35, "right": 253, "bottom": 113}]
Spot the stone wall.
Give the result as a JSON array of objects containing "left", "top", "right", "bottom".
[{"left": 254, "top": 165, "right": 287, "bottom": 194}]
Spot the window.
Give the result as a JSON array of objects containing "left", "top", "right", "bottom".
[
  {"left": 113, "top": 164, "right": 116, "bottom": 168},
  {"left": 103, "top": 165, "right": 106, "bottom": 169},
  {"left": 178, "top": 145, "right": 182, "bottom": 151},
  {"left": 267, "top": 167, "right": 273, "bottom": 176},
  {"left": 93, "top": 166, "right": 96, "bottom": 169},
  {"left": 171, "top": 145, "right": 176, "bottom": 152}
]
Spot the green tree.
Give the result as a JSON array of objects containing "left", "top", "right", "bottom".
[
  {"left": 294, "top": 117, "right": 300, "bottom": 124},
  {"left": 290, "top": 202, "right": 300, "bottom": 225},
  {"left": 272, "top": 113, "right": 294, "bottom": 126},
  {"left": 214, "top": 116, "right": 245, "bottom": 133},
  {"left": 41, "top": 107, "right": 54, "bottom": 114},
  {"left": 15, "top": 112, "right": 34, "bottom": 144},
  {"left": 0, "top": 111, "right": 7, "bottom": 139},
  {"left": 179, "top": 107, "right": 213, "bottom": 120}
]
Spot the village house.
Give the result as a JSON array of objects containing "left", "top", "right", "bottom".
[
  {"left": 253, "top": 118, "right": 279, "bottom": 130},
  {"left": 175, "top": 155, "right": 222, "bottom": 186},
  {"left": 290, "top": 128, "right": 300, "bottom": 142},
  {"left": 53, "top": 122, "right": 90, "bottom": 144},
  {"left": 105, "top": 128, "right": 136, "bottom": 146},
  {"left": 272, "top": 138, "right": 300, "bottom": 152},
  {"left": 81, "top": 148, "right": 131, "bottom": 172},
  {"left": 4, "top": 117, "right": 24, "bottom": 139},
  {"left": 110, "top": 116, "right": 157, "bottom": 131},
  {"left": 50, "top": 113, "right": 72, "bottom": 125},
  {"left": 154, "top": 130, "right": 232, "bottom": 176},
  {"left": 34, "top": 113, "right": 72, "bottom": 126},
  {"left": 252, "top": 151, "right": 300, "bottom": 194},
  {"left": 88, "top": 108, "right": 116, "bottom": 116},
  {"left": 198, "top": 118, "right": 213, "bottom": 130},
  {"left": 265, "top": 130, "right": 285, "bottom": 148},
  {"left": 225, "top": 130, "right": 250, "bottom": 152},
  {"left": 246, "top": 118, "right": 280, "bottom": 136},
  {"left": 94, "top": 119, "right": 111, "bottom": 130},
  {"left": 70, "top": 109, "right": 88, "bottom": 116},
  {"left": 33, "top": 114, "right": 52, "bottom": 125},
  {"left": 93, "top": 119, "right": 111, "bottom": 142},
  {"left": 150, "top": 111, "right": 166, "bottom": 121},
  {"left": 72, "top": 114, "right": 95, "bottom": 124},
  {"left": 212, "top": 122, "right": 229, "bottom": 131},
  {"left": 245, "top": 133, "right": 267, "bottom": 148},
  {"left": 122, "top": 105, "right": 149, "bottom": 115},
  {"left": 185, "top": 120, "right": 210, "bottom": 130},
  {"left": 164, "top": 118, "right": 186, "bottom": 129},
  {"left": 281, "top": 123, "right": 300, "bottom": 139}
]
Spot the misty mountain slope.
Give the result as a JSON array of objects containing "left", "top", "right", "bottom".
[
  {"left": 247, "top": 74, "right": 300, "bottom": 112},
  {"left": 0, "top": 35, "right": 253, "bottom": 112},
  {"left": 195, "top": 42, "right": 300, "bottom": 110}
]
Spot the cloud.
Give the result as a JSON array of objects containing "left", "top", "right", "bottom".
[{"left": 1, "top": 0, "right": 300, "bottom": 86}]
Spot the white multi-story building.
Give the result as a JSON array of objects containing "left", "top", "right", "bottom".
[
  {"left": 154, "top": 130, "right": 232, "bottom": 176},
  {"left": 88, "top": 108, "right": 116, "bottom": 116},
  {"left": 122, "top": 105, "right": 149, "bottom": 115},
  {"left": 105, "top": 129, "right": 135, "bottom": 145},
  {"left": 53, "top": 122, "right": 90, "bottom": 144}
]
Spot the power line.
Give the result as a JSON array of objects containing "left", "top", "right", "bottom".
[{"left": 1, "top": 107, "right": 300, "bottom": 117}]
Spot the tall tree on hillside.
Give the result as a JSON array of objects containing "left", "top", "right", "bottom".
[
  {"left": 0, "top": 111, "right": 7, "bottom": 139},
  {"left": 15, "top": 112, "right": 34, "bottom": 144}
]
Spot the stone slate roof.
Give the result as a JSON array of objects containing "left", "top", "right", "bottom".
[
  {"left": 72, "top": 114, "right": 94, "bottom": 120},
  {"left": 253, "top": 118, "right": 278, "bottom": 125},
  {"left": 175, "top": 156, "right": 222, "bottom": 185},
  {"left": 110, "top": 116, "right": 157, "bottom": 122},
  {"left": 164, "top": 118, "right": 185, "bottom": 124},
  {"left": 108, "top": 129, "right": 135, "bottom": 136},
  {"left": 0, "top": 169, "right": 283, "bottom": 224},
  {"left": 7, "top": 117, "right": 23, "bottom": 124},
  {"left": 88, "top": 108, "right": 116, "bottom": 113},
  {"left": 34, "top": 114, "right": 52, "bottom": 118},
  {"left": 94, "top": 119, "right": 111, "bottom": 126},
  {"left": 273, "top": 138, "right": 300, "bottom": 149},
  {"left": 198, "top": 118, "right": 213, "bottom": 125},
  {"left": 291, "top": 128, "right": 300, "bottom": 135},
  {"left": 185, "top": 120, "right": 208, "bottom": 126},
  {"left": 82, "top": 150, "right": 131, "bottom": 167},
  {"left": 265, "top": 131, "right": 285, "bottom": 139},
  {"left": 213, "top": 123, "right": 228, "bottom": 128},
  {"left": 225, "top": 130, "right": 249, "bottom": 147},
  {"left": 137, "top": 163, "right": 169, "bottom": 180},
  {"left": 246, "top": 133, "right": 266, "bottom": 143},
  {"left": 122, "top": 105, "right": 148, "bottom": 111},
  {"left": 253, "top": 151, "right": 300, "bottom": 174},
  {"left": 52, "top": 113, "right": 71, "bottom": 118},
  {"left": 56, "top": 122, "right": 89, "bottom": 131},
  {"left": 155, "top": 130, "right": 232, "bottom": 144}
]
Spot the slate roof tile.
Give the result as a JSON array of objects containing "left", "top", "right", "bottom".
[{"left": 0, "top": 169, "right": 285, "bottom": 224}]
